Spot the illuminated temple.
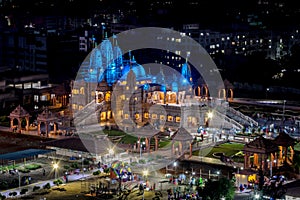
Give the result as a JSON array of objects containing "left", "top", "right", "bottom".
[{"left": 71, "top": 35, "right": 243, "bottom": 133}]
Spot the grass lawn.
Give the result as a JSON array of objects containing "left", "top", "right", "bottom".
[
  {"left": 193, "top": 142, "right": 244, "bottom": 158},
  {"left": 294, "top": 143, "right": 300, "bottom": 151},
  {"left": 207, "top": 142, "right": 244, "bottom": 157},
  {"left": 103, "top": 129, "right": 172, "bottom": 148}
]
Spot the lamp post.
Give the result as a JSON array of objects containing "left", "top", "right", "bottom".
[
  {"left": 139, "top": 141, "right": 145, "bottom": 159},
  {"left": 266, "top": 88, "right": 269, "bottom": 99},
  {"left": 173, "top": 162, "right": 177, "bottom": 175},
  {"left": 79, "top": 154, "right": 84, "bottom": 178},
  {"left": 142, "top": 169, "right": 148, "bottom": 200},
  {"left": 53, "top": 163, "right": 58, "bottom": 179},
  {"left": 216, "top": 171, "right": 220, "bottom": 180},
  {"left": 108, "top": 148, "right": 114, "bottom": 162},
  {"left": 16, "top": 169, "right": 21, "bottom": 189},
  {"left": 282, "top": 100, "right": 286, "bottom": 128},
  {"left": 234, "top": 166, "right": 243, "bottom": 188},
  {"left": 267, "top": 159, "right": 276, "bottom": 178}
]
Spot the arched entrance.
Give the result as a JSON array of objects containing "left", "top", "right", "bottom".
[
  {"left": 9, "top": 105, "right": 31, "bottom": 133},
  {"left": 37, "top": 107, "right": 58, "bottom": 137}
]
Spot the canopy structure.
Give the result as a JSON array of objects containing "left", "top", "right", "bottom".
[{"left": 0, "top": 148, "right": 55, "bottom": 164}]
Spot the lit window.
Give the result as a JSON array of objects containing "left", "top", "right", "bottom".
[
  {"left": 80, "top": 87, "right": 85, "bottom": 95},
  {"left": 160, "top": 115, "right": 165, "bottom": 120},
  {"left": 135, "top": 113, "right": 139, "bottom": 119},
  {"left": 152, "top": 114, "right": 157, "bottom": 119},
  {"left": 168, "top": 116, "right": 173, "bottom": 122},
  {"left": 176, "top": 117, "right": 181, "bottom": 123},
  {"left": 144, "top": 113, "right": 149, "bottom": 119}
]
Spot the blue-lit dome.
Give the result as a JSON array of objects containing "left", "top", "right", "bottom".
[
  {"left": 171, "top": 74, "right": 179, "bottom": 92},
  {"left": 122, "top": 56, "right": 146, "bottom": 79},
  {"left": 100, "top": 39, "right": 113, "bottom": 67},
  {"left": 122, "top": 63, "right": 130, "bottom": 76},
  {"left": 155, "top": 67, "right": 166, "bottom": 85},
  {"left": 131, "top": 63, "right": 146, "bottom": 79},
  {"left": 113, "top": 46, "right": 123, "bottom": 66}
]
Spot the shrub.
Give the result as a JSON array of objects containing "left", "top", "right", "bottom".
[
  {"left": 24, "top": 164, "right": 41, "bottom": 170},
  {"left": 43, "top": 183, "right": 51, "bottom": 189},
  {"left": 0, "top": 181, "right": 8, "bottom": 190},
  {"left": 18, "top": 168, "right": 30, "bottom": 173},
  {"left": 20, "top": 188, "right": 28, "bottom": 195},
  {"left": 63, "top": 165, "right": 70, "bottom": 170},
  {"left": 138, "top": 159, "right": 146, "bottom": 164},
  {"left": 53, "top": 179, "right": 63, "bottom": 186},
  {"left": 83, "top": 159, "right": 89, "bottom": 165},
  {"left": 9, "top": 192, "right": 17, "bottom": 196},
  {"left": 93, "top": 170, "right": 100, "bottom": 175},
  {"left": 104, "top": 168, "right": 110, "bottom": 174},
  {"left": 32, "top": 186, "right": 40, "bottom": 192},
  {"left": 0, "top": 193, "right": 6, "bottom": 200},
  {"left": 71, "top": 163, "right": 78, "bottom": 169}
]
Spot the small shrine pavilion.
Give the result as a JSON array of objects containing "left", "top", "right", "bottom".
[
  {"left": 37, "top": 107, "right": 58, "bottom": 137},
  {"left": 243, "top": 135, "right": 279, "bottom": 172},
  {"left": 171, "top": 127, "right": 193, "bottom": 158},
  {"left": 273, "top": 132, "right": 297, "bottom": 165},
  {"left": 9, "top": 105, "right": 31, "bottom": 132}
]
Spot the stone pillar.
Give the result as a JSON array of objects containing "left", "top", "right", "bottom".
[
  {"left": 10, "top": 119, "right": 14, "bottom": 130},
  {"left": 17, "top": 118, "right": 21, "bottom": 132},
  {"left": 154, "top": 136, "right": 159, "bottom": 151},
  {"left": 26, "top": 116, "right": 29, "bottom": 131},
  {"left": 279, "top": 146, "right": 283, "bottom": 160},
  {"left": 254, "top": 154, "right": 259, "bottom": 167},
  {"left": 285, "top": 146, "right": 288, "bottom": 163},
  {"left": 189, "top": 143, "right": 192, "bottom": 158},
  {"left": 45, "top": 123, "right": 49, "bottom": 137},
  {"left": 38, "top": 122, "right": 41, "bottom": 135},
  {"left": 53, "top": 123, "right": 57, "bottom": 133},
  {"left": 171, "top": 142, "right": 174, "bottom": 156},
  {"left": 290, "top": 146, "right": 294, "bottom": 163},
  {"left": 137, "top": 137, "right": 141, "bottom": 152},
  {"left": 179, "top": 142, "right": 182, "bottom": 155},
  {"left": 145, "top": 137, "right": 149, "bottom": 153},
  {"left": 244, "top": 153, "right": 248, "bottom": 169}
]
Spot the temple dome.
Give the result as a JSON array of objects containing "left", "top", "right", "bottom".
[{"left": 122, "top": 56, "right": 146, "bottom": 79}]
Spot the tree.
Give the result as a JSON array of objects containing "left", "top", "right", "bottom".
[
  {"left": 197, "top": 178, "right": 235, "bottom": 200},
  {"left": 292, "top": 153, "right": 300, "bottom": 174}
]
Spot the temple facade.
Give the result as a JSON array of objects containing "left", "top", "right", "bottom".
[{"left": 71, "top": 35, "right": 233, "bottom": 131}]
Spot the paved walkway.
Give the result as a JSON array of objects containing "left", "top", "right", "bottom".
[{"left": 0, "top": 171, "right": 94, "bottom": 198}]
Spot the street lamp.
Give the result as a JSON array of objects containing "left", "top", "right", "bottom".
[
  {"left": 138, "top": 141, "right": 145, "bottom": 159},
  {"left": 15, "top": 169, "right": 21, "bottom": 189},
  {"left": 234, "top": 166, "right": 243, "bottom": 188},
  {"left": 53, "top": 163, "right": 58, "bottom": 179},
  {"left": 142, "top": 169, "right": 149, "bottom": 200},
  {"left": 173, "top": 162, "right": 177, "bottom": 175},
  {"left": 267, "top": 159, "right": 276, "bottom": 178},
  {"left": 78, "top": 154, "right": 84, "bottom": 178},
  {"left": 108, "top": 148, "right": 114, "bottom": 162},
  {"left": 282, "top": 100, "right": 286, "bottom": 127}
]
